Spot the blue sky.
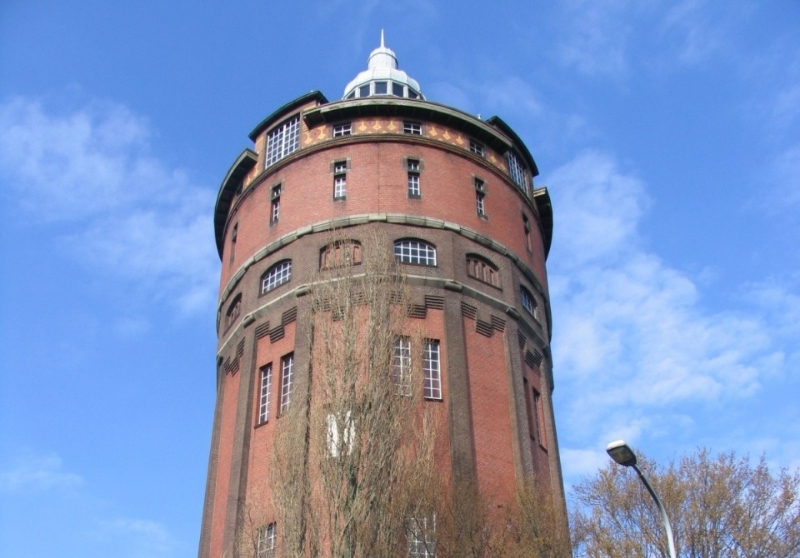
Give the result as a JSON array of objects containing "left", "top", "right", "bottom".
[{"left": 1, "top": 1, "right": 798, "bottom": 556}]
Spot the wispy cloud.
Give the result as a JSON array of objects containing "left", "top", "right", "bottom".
[
  {"left": 0, "top": 450, "right": 83, "bottom": 493},
  {"left": 96, "top": 518, "right": 177, "bottom": 558},
  {"left": 0, "top": 96, "right": 219, "bottom": 314},
  {"left": 547, "top": 151, "right": 790, "bottom": 480}
]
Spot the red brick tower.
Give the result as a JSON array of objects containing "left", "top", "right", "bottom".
[{"left": 199, "top": 37, "right": 565, "bottom": 557}]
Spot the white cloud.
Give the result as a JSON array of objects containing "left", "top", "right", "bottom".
[
  {"left": 0, "top": 96, "right": 219, "bottom": 314},
  {"left": 97, "top": 518, "right": 176, "bottom": 558},
  {"left": 548, "top": 151, "right": 784, "bottom": 455},
  {"left": 0, "top": 450, "right": 83, "bottom": 493}
]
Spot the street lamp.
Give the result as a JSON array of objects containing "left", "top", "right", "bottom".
[{"left": 606, "top": 440, "right": 677, "bottom": 558}]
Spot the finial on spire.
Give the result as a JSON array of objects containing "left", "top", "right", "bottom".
[{"left": 381, "top": 29, "right": 385, "bottom": 48}]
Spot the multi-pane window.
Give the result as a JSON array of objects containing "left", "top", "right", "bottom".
[
  {"left": 332, "top": 122, "right": 352, "bottom": 138},
  {"left": 407, "top": 158, "right": 421, "bottom": 197},
  {"left": 469, "top": 139, "right": 484, "bottom": 157},
  {"left": 256, "top": 523, "right": 276, "bottom": 558},
  {"left": 258, "top": 365, "right": 272, "bottom": 424},
  {"left": 326, "top": 411, "right": 354, "bottom": 458},
  {"left": 507, "top": 151, "right": 527, "bottom": 192},
  {"left": 229, "top": 223, "right": 238, "bottom": 267},
  {"left": 266, "top": 117, "right": 299, "bottom": 167},
  {"left": 320, "top": 240, "right": 362, "bottom": 270},
  {"left": 392, "top": 337, "right": 412, "bottom": 396},
  {"left": 423, "top": 340, "right": 442, "bottom": 400},
  {"left": 520, "top": 286, "right": 536, "bottom": 316},
  {"left": 333, "top": 161, "right": 347, "bottom": 200},
  {"left": 403, "top": 121, "right": 422, "bottom": 135},
  {"left": 271, "top": 184, "right": 282, "bottom": 223},
  {"left": 467, "top": 255, "right": 500, "bottom": 288},
  {"left": 476, "top": 191, "right": 486, "bottom": 216},
  {"left": 261, "top": 260, "right": 292, "bottom": 295},
  {"left": 226, "top": 294, "right": 242, "bottom": 329},
  {"left": 280, "top": 353, "right": 293, "bottom": 414},
  {"left": 407, "top": 516, "right": 436, "bottom": 558},
  {"left": 394, "top": 239, "right": 436, "bottom": 266}
]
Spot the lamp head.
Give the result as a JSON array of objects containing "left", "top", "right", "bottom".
[{"left": 606, "top": 440, "right": 637, "bottom": 467}]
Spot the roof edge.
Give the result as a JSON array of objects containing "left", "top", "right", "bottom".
[
  {"left": 248, "top": 91, "right": 329, "bottom": 141},
  {"left": 485, "top": 115, "right": 539, "bottom": 177},
  {"left": 214, "top": 148, "right": 258, "bottom": 258}
]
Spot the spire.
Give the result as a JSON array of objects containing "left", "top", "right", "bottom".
[{"left": 342, "top": 33, "right": 424, "bottom": 100}]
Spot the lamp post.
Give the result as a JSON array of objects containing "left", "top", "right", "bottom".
[{"left": 606, "top": 440, "right": 677, "bottom": 558}]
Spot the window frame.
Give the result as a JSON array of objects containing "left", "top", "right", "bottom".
[
  {"left": 261, "top": 260, "right": 292, "bottom": 295},
  {"left": 256, "top": 522, "right": 276, "bottom": 558},
  {"left": 520, "top": 285, "right": 536, "bottom": 316},
  {"left": 407, "top": 515, "right": 436, "bottom": 558},
  {"left": 332, "top": 160, "right": 348, "bottom": 200},
  {"left": 423, "top": 340, "right": 442, "bottom": 400},
  {"left": 279, "top": 353, "right": 293, "bottom": 415},
  {"left": 332, "top": 122, "right": 352, "bottom": 138},
  {"left": 394, "top": 239, "right": 437, "bottom": 267},
  {"left": 225, "top": 294, "right": 242, "bottom": 330},
  {"left": 270, "top": 184, "right": 282, "bottom": 224},
  {"left": 507, "top": 150, "right": 528, "bottom": 192},
  {"left": 265, "top": 116, "right": 299, "bottom": 168},
  {"left": 403, "top": 121, "right": 422, "bottom": 135},
  {"left": 466, "top": 254, "right": 500, "bottom": 288},
  {"left": 320, "top": 240, "right": 362, "bottom": 270},
  {"left": 258, "top": 364, "right": 272, "bottom": 425},
  {"left": 392, "top": 337, "right": 412, "bottom": 396},
  {"left": 469, "top": 139, "right": 485, "bottom": 157}
]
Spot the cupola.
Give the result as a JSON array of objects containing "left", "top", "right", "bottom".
[{"left": 342, "top": 31, "right": 424, "bottom": 100}]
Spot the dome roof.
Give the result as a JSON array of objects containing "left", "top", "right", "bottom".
[{"left": 342, "top": 31, "right": 424, "bottom": 100}]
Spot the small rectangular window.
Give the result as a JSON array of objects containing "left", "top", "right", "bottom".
[
  {"left": 280, "top": 353, "right": 293, "bottom": 414},
  {"left": 407, "top": 515, "right": 436, "bottom": 557},
  {"left": 469, "top": 139, "right": 484, "bottom": 157},
  {"left": 333, "top": 123, "right": 352, "bottom": 137},
  {"left": 359, "top": 84, "right": 370, "bottom": 97},
  {"left": 375, "top": 81, "right": 388, "bottom": 95},
  {"left": 333, "top": 160, "right": 347, "bottom": 200},
  {"left": 256, "top": 522, "right": 276, "bottom": 558},
  {"left": 392, "top": 82, "right": 404, "bottom": 96},
  {"left": 403, "top": 121, "right": 422, "bottom": 135},
  {"left": 408, "top": 173, "right": 420, "bottom": 197}
]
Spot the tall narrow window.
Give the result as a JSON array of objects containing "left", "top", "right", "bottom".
[
  {"left": 394, "top": 239, "right": 436, "bottom": 266},
  {"left": 407, "top": 515, "right": 436, "bottom": 557},
  {"left": 523, "top": 214, "right": 531, "bottom": 252},
  {"left": 474, "top": 178, "right": 486, "bottom": 217},
  {"left": 256, "top": 522, "right": 276, "bottom": 558},
  {"left": 258, "top": 365, "right": 272, "bottom": 424},
  {"left": 326, "top": 411, "right": 354, "bottom": 457},
  {"left": 507, "top": 150, "right": 527, "bottom": 192},
  {"left": 520, "top": 286, "right": 536, "bottom": 316},
  {"left": 229, "top": 223, "right": 238, "bottom": 267},
  {"left": 423, "top": 340, "right": 442, "bottom": 400},
  {"left": 524, "top": 377, "right": 536, "bottom": 441},
  {"left": 266, "top": 116, "right": 299, "bottom": 167},
  {"left": 261, "top": 260, "right": 292, "bottom": 295},
  {"left": 333, "top": 161, "right": 347, "bottom": 200},
  {"left": 271, "top": 184, "right": 282, "bottom": 224},
  {"left": 392, "top": 337, "right": 412, "bottom": 396},
  {"left": 280, "top": 353, "right": 293, "bottom": 414},
  {"left": 533, "top": 388, "right": 546, "bottom": 448},
  {"left": 407, "top": 158, "right": 421, "bottom": 198}
]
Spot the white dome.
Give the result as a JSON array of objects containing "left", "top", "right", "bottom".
[{"left": 342, "top": 32, "right": 424, "bottom": 100}]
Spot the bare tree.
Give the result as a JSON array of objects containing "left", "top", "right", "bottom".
[
  {"left": 571, "top": 449, "right": 800, "bottom": 558},
  {"left": 269, "top": 230, "right": 439, "bottom": 558}
]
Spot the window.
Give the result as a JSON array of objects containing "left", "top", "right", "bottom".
[
  {"left": 333, "top": 161, "right": 347, "bottom": 200},
  {"left": 266, "top": 117, "right": 299, "bottom": 167},
  {"left": 261, "top": 260, "right": 292, "bottom": 295},
  {"left": 280, "top": 353, "right": 293, "bottom": 414},
  {"left": 520, "top": 286, "right": 536, "bottom": 316},
  {"left": 375, "top": 81, "right": 388, "bottom": 95},
  {"left": 359, "top": 84, "right": 370, "bottom": 97},
  {"left": 229, "top": 223, "right": 238, "bottom": 267},
  {"left": 271, "top": 184, "right": 282, "bottom": 224},
  {"left": 258, "top": 365, "right": 272, "bottom": 424},
  {"left": 423, "top": 340, "right": 442, "bottom": 400},
  {"left": 226, "top": 294, "right": 242, "bottom": 329},
  {"left": 523, "top": 214, "right": 531, "bottom": 252},
  {"left": 534, "top": 388, "right": 546, "bottom": 448},
  {"left": 476, "top": 191, "right": 486, "bottom": 216},
  {"left": 256, "top": 523, "right": 276, "bottom": 558},
  {"left": 406, "top": 158, "right": 421, "bottom": 198},
  {"left": 392, "top": 337, "right": 412, "bottom": 396},
  {"left": 392, "top": 82, "right": 404, "bottom": 96},
  {"left": 507, "top": 151, "right": 527, "bottom": 192},
  {"left": 394, "top": 239, "right": 436, "bottom": 266},
  {"left": 326, "top": 411, "right": 354, "bottom": 457},
  {"left": 332, "top": 122, "right": 352, "bottom": 137},
  {"left": 320, "top": 240, "right": 362, "bottom": 270},
  {"left": 407, "top": 516, "right": 436, "bottom": 557},
  {"left": 403, "top": 121, "right": 422, "bottom": 135},
  {"left": 469, "top": 139, "right": 484, "bottom": 157},
  {"left": 466, "top": 255, "right": 500, "bottom": 288}
]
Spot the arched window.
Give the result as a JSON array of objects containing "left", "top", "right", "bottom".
[
  {"left": 320, "top": 240, "right": 362, "bottom": 270},
  {"left": 466, "top": 254, "right": 500, "bottom": 288},
  {"left": 261, "top": 260, "right": 292, "bottom": 295},
  {"left": 520, "top": 286, "right": 537, "bottom": 317},
  {"left": 394, "top": 239, "right": 437, "bottom": 266},
  {"left": 225, "top": 294, "right": 242, "bottom": 329}
]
